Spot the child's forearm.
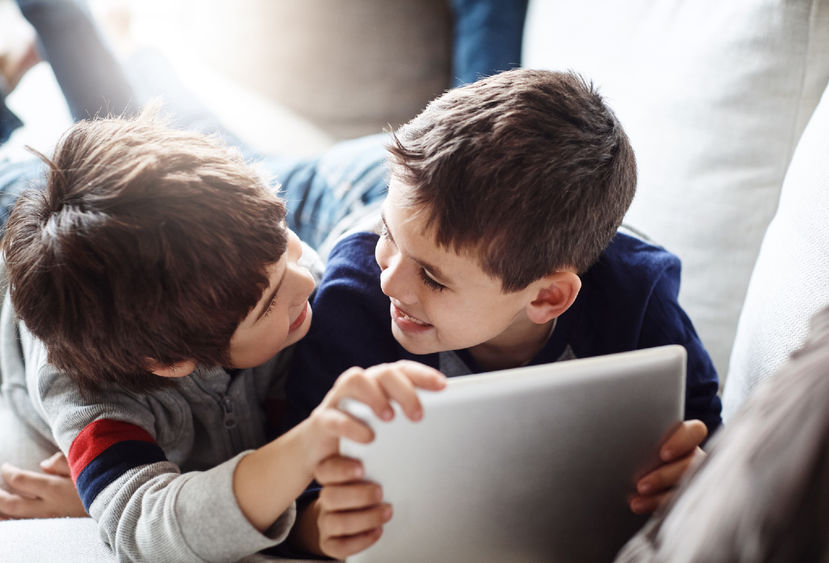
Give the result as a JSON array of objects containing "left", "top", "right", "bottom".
[{"left": 232, "top": 421, "right": 316, "bottom": 532}]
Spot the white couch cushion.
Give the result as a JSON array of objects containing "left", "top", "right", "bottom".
[
  {"left": 0, "top": 518, "right": 112, "bottom": 563},
  {"left": 0, "top": 517, "right": 319, "bottom": 562},
  {"left": 522, "top": 0, "right": 829, "bottom": 380},
  {"left": 722, "top": 84, "right": 829, "bottom": 421}
]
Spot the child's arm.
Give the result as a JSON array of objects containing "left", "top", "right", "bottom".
[
  {"left": 641, "top": 267, "right": 723, "bottom": 435},
  {"left": 628, "top": 419, "right": 708, "bottom": 514},
  {"left": 0, "top": 452, "right": 86, "bottom": 519},
  {"left": 33, "top": 359, "right": 442, "bottom": 561},
  {"left": 235, "top": 360, "right": 445, "bottom": 532}
]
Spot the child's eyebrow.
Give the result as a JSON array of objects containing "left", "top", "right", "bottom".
[
  {"left": 381, "top": 213, "right": 453, "bottom": 286},
  {"left": 254, "top": 269, "right": 286, "bottom": 322}
]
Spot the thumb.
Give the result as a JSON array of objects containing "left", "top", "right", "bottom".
[{"left": 40, "top": 451, "right": 71, "bottom": 476}]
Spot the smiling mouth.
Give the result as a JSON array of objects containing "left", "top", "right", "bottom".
[
  {"left": 390, "top": 302, "right": 432, "bottom": 330},
  {"left": 288, "top": 302, "right": 309, "bottom": 332}
]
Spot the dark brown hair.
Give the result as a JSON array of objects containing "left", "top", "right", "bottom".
[
  {"left": 388, "top": 69, "right": 637, "bottom": 291},
  {"left": 2, "top": 109, "right": 287, "bottom": 393}
]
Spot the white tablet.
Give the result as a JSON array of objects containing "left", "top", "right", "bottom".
[{"left": 339, "top": 345, "right": 686, "bottom": 563}]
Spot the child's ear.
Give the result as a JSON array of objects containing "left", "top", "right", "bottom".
[
  {"left": 145, "top": 359, "right": 197, "bottom": 378},
  {"left": 526, "top": 272, "right": 582, "bottom": 324}
]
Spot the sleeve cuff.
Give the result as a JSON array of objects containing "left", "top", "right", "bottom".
[{"left": 176, "top": 451, "right": 297, "bottom": 561}]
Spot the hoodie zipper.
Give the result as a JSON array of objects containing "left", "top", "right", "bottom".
[
  {"left": 191, "top": 375, "right": 242, "bottom": 456},
  {"left": 221, "top": 395, "right": 237, "bottom": 429}
]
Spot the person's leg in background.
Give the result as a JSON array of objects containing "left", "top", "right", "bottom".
[
  {"left": 0, "top": 51, "right": 31, "bottom": 144},
  {"left": 2, "top": 0, "right": 392, "bottom": 250},
  {"left": 450, "top": 0, "right": 528, "bottom": 86},
  {"left": 0, "top": 1, "right": 39, "bottom": 144},
  {"left": 260, "top": 133, "right": 389, "bottom": 252},
  {"left": 0, "top": 0, "right": 140, "bottom": 229},
  {"left": 0, "top": 159, "right": 46, "bottom": 229},
  {"left": 4, "top": 0, "right": 231, "bottom": 147},
  {"left": 15, "top": 0, "right": 138, "bottom": 123},
  {"left": 0, "top": 98, "right": 24, "bottom": 146}
]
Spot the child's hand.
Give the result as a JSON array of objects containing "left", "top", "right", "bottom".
[
  {"left": 629, "top": 420, "right": 708, "bottom": 514},
  {"left": 292, "top": 360, "right": 445, "bottom": 557},
  {"left": 235, "top": 361, "right": 444, "bottom": 535},
  {"left": 309, "top": 455, "right": 390, "bottom": 559},
  {"left": 301, "top": 360, "right": 447, "bottom": 472},
  {"left": 0, "top": 452, "right": 87, "bottom": 519}
]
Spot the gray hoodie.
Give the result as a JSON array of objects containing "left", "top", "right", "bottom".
[{"left": 0, "top": 269, "right": 303, "bottom": 562}]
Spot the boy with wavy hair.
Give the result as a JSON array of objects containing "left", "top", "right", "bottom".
[{"left": 287, "top": 69, "right": 722, "bottom": 558}]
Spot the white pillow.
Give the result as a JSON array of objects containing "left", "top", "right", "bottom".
[
  {"left": 522, "top": 0, "right": 829, "bottom": 381},
  {"left": 722, "top": 84, "right": 829, "bottom": 421}
]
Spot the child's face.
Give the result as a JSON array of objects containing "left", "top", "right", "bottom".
[
  {"left": 228, "top": 229, "right": 315, "bottom": 368},
  {"left": 375, "top": 178, "right": 543, "bottom": 356}
]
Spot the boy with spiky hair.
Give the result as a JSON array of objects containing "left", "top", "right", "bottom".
[
  {"left": 0, "top": 110, "right": 445, "bottom": 561},
  {"left": 286, "top": 69, "right": 721, "bottom": 558}
]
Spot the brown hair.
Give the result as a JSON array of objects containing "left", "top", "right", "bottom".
[
  {"left": 2, "top": 109, "right": 287, "bottom": 393},
  {"left": 388, "top": 68, "right": 637, "bottom": 291}
]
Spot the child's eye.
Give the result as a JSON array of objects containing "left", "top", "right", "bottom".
[
  {"left": 263, "top": 298, "right": 277, "bottom": 317},
  {"left": 419, "top": 268, "right": 446, "bottom": 291},
  {"left": 380, "top": 223, "right": 392, "bottom": 241}
]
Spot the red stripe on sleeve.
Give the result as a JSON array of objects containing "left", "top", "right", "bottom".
[{"left": 67, "top": 419, "right": 156, "bottom": 481}]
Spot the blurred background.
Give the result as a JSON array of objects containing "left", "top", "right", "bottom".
[{"left": 2, "top": 0, "right": 455, "bottom": 157}]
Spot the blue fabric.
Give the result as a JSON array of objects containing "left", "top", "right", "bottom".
[
  {"left": 261, "top": 134, "right": 389, "bottom": 250},
  {"left": 450, "top": 0, "right": 528, "bottom": 86},
  {"left": 0, "top": 158, "right": 45, "bottom": 231},
  {"left": 0, "top": 97, "right": 24, "bottom": 144},
  {"left": 286, "top": 231, "right": 724, "bottom": 435},
  {"left": 75, "top": 439, "right": 166, "bottom": 512}
]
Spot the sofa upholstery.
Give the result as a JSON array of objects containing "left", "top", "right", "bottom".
[
  {"left": 723, "top": 82, "right": 829, "bottom": 421},
  {"left": 523, "top": 0, "right": 829, "bottom": 389}
]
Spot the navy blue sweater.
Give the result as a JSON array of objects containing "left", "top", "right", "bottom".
[{"left": 287, "top": 232, "right": 722, "bottom": 434}]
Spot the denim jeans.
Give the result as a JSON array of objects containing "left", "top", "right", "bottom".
[{"left": 450, "top": 0, "right": 528, "bottom": 86}]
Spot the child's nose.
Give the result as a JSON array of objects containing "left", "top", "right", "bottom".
[
  {"left": 293, "top": 264, "right": 316, "bottom": 303},
  {"left": 374, "top": 236, "right": 392, "bottom": 270},
  {"left": 379, "top": 255, "right": 417, "bottom": 305}
]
